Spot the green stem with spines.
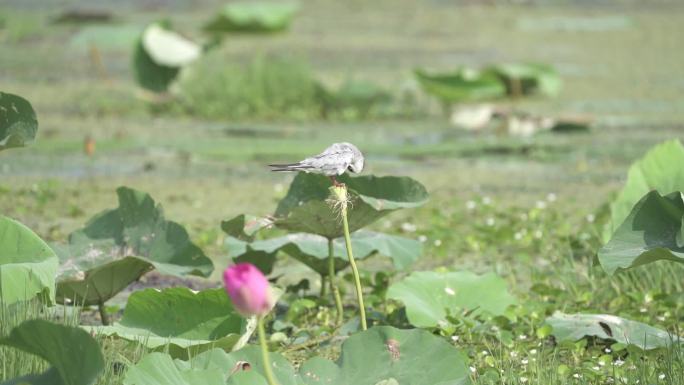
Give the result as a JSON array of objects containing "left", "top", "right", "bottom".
[
  {"left": 328, "top": 238, "right": 344, "bottom": 325},
  {"left": 331, "top": 184, "right": 367, "bottom": 330},
  {"left": 257, "top": 316, "right": 279, "bottom": 385}
]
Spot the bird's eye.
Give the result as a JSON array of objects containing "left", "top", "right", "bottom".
[{"left": 347, "top": 166, "right": 354, "bottom": 172}]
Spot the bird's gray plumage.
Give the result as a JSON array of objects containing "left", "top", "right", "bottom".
[{"left": 269, "top": 142, "right": 364, "bottom": 176}]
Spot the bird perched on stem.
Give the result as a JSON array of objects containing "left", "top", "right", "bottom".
[{"left": 269, "top": 142, "right": 365, "bottom": 186}]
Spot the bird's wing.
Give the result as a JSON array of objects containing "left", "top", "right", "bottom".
[{"left": 303, "top": 149, "right": 354, "bottom": 175}]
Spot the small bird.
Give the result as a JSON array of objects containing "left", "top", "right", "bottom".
[{"left": 269, "top": 142, "right": 365, "bottom": 186}]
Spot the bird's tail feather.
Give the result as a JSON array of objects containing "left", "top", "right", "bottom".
[{"left": 268, "top": 163, "right": 312, "bottom": 172}]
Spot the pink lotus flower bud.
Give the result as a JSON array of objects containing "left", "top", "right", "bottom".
[{"left": 223, "top": 263, "right": 273, "bottom": 316}]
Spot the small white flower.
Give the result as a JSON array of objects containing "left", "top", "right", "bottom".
[
  {"left": 598, "top": 360, "right": 606, "bottom": 367},
  {"left": 614, "top": 359, "right": 624, "bottom": 367},
  {"left": 401, "top": 222, "right": 417, "bottom": 232},
  {"left": 529, "top": 349, "right": 537, "bottom": 355},
  {"left": 451, "top": 335, "right": 460, "bottom": 342},
  {"left": 469, "top": 366, "right": 476, "bottom": 373},
  {"left": 521, "top": 358, "right": 528, "bottom": 365},
  {"left": 444, "top": 287, "right": 456, "bottom": 296},
  {"left": 518, "top": 334, "right": 528, "bottom": 340},
  {"left": 593, "top": 366, "right": 600, "bottom": 371},
  {"left": 659, "top": 374, "right": 666, "bottom": 380},
  {"left": 485, "top": 217, "right": 495, "bottom": 226},
  {"left": 482, "top": 196, "right": 492, "bottom": 205},
  {"left": 535, "top": 200, "right": 547, "bottom": 209},
  {"left": 514, "top": 232, "right": 523, "bottom": 241},
  {"left": 520, "top": 377, "right": 528, "bottom": 383},
  {"left": 481, "top": 350, "right": 489, "bottom": 356},
  {"left": 433, "top": 239, "right": 442, "bottom": 247},
  {"left": 604, "top": 348, "right": 612, "bottom": 353},
  {"left": 657, "top": 315, "right": 666, "bottom": 322},
  {"left": 586, "top": 214, "right": 595, "bottom": 223},
  {"left": 573, "top": 373, "right": 581, "bottom": 379},
  {"left": 639, "top": 307, "right": 647, "bottom": 313},
  {"left": 418, "top": 235, "right": 428, "bottom": 242},
  {"left": 546, "top": 193, "right": 557, "bottom": 202},
  {"left": 466, "top": 200, "right": 477, "bottom": 210},
  {"left": 510, "top": 351, "right": 518, "bottom": 358},
  {"left": 534, "top": 230, "right": 543, "bottom": 239}
]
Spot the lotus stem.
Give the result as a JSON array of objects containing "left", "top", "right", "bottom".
[
  {"left": 330, "top": 185, "right": 367, "bottom": 330},
  {"left": 319, "top": 274, "right": 327, "bottom": 297},
  {"left": 328, "top": 238, "right": 344, "bottom": 325},
  {"left": 257, "top": 316, "right": 279, "bottom": 385},
  {"left": 98, "top": 302, "right": 110, "bottom": 326}
]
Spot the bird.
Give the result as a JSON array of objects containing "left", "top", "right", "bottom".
[{"left": 269, "top": 142, "right": 365, "bottom": 186}]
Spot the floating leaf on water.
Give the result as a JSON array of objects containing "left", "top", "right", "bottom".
[
  {"left": 546, "top": 312, "right": 681, "bottom": 350},
  {"left": 204, "top": 1, "right": 299, "bottom": 34},
  {"left": 386, "top": 271, "right": 517, "bottom": 328},
  {"left": 0, "top": 92, "right": 38, "bottom": 151},
  {"left": 414, "top": 68, "right": 506, "bottom": 104},
  {"left": 0, "top": 215, "right": 58, "bottom": 305}
]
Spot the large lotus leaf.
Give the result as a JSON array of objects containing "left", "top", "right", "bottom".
[
  {"left": 488, "top": 63, "right": 562, "bottom": 97},
  {"left": 123, "top": 346, "right": 297, "bottom": 385},
  {"left": 274, "top": 173, "right": 428, "bottom": 239},
  {"left": 0, "top": 216, "right": 58, "bottom": 305},
  {"left": 0, "top": 320, "right": 104, "bottom": 385},
  {"left": 89, "top": 288, "right": 244, "bottom": 358},
  {"left": 599, "top": 190, "right": 684, "bottom": 275},
  {"left": 55, "top": 187, "right": 213, "bottom": 306},
  {"left": 133, "top": 22, "right": 200, "bottom": 92},
  {"left": 220, "top": 214, "right": 272, "bottom": 242},
  {"left": 125, "top": 327, "right": 470, "bottom": 385},
  {"left": 226, "top": 230, "right": 422, "bottom": 276},
  {"left": 606, "top": 140, "right": 684, "bottom": 239},
  {"left": 386, "top": 271, "right": 517, "bottom": 328},
  {"left": 414, "top": 68, "right": 506, "bottom": 103},
  {"left": 297, "top": 326, "right": 470, "bottom": 385},
  {"left": 546, "top": 312, "right": 681, "bottom": 350},
  {"left": 0, "top": 92, "right": 38, "bottom": 151},
  {"left": 204, "top": 2, "right": 299, "bottom": 34}
]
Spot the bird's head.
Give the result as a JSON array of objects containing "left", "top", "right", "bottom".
[{"left": 341, "top": 142, "right": 364, "bottom": 174}]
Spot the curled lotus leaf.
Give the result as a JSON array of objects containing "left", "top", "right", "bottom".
[{"left": 55, "top": 186, "right": 213, "bottom": 306}]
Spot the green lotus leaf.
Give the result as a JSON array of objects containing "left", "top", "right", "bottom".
[
  {"left": 89, "top": 288, "right": 245, "bottom": 359},
  {"left": 226, "top": 230, "right": 422, "bottom": 276},
  {"left": 0, "top": 92, "right": 38, "bottom": 151},
  {"left": 599, "top": 190, "right": 684, "bottom": 275},
  {"left": 125, "top": 326, "right": 470, "bottom": 385},
  {"left": 414, "top": 68, "right": 506, "bottom": 104},
  {"left": 123, "top": 346, "right": 296, "bottom": 385},
  {"left": 0, "top": 320, "right": 104, "bottom": 385},
  {"left": 273, "top": 173, "right": 428, "bottom": 239},
  {"left": 297, "top": 326, "right": 470, "bottom": 385},
  {"left": 386, "top": 271, "right": 517, "bottom": 328},
  {"left": 546, "top": 312, "right": 681, "bottom": 350},
  {"left": 133, "top": 22, "right": 200, "bottom": 92},
  {"left": 606, "top": 139, "right": 684, "bottom": 240},
  {"left": 204, "top": 2, "right": 299, "bottom": 34},
  {"left": 55, "top": 187, "right": 213, "bottom": 306},
  {"left": 220, "top": 214, "right": 272, "bottom": 242},
  {"left": 488, "top": 62, "right": 562, "bottom": 97},
  {"left": 0, "top": 216, "right": 58, "bottom": 306}
]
